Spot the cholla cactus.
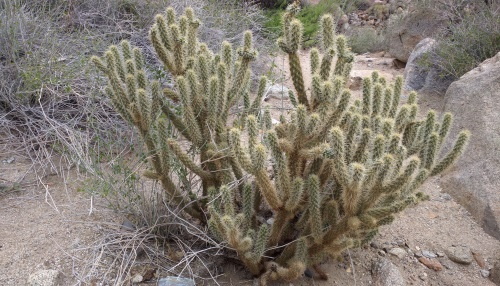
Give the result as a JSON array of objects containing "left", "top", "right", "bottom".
[{"left": 91, "top": 3, "right": 469, "bottom": 284}]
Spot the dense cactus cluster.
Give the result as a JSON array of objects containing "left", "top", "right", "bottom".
[{"left": 91, "top": 2, "right": 469, "bottom": 284}]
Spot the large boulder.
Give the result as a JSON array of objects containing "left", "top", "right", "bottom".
[
  {"left": 440, "top": 52, "right": 500, "bottom": 240},
  {"left": 386, "top": 9, "right": 446, "bottom": 63},
  {"left": 403, "top": 38, "right": 454, "bottom": 94}
]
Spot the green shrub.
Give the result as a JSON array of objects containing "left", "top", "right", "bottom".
[
  {"left": 347, "top": 27, "right": 386, "bottom": 54},
  {"left": 91, "top": 2, "right": 469, "bottom": 284},
  {"left": 264, "top": 0, "right": 342, "bottom": 46}
]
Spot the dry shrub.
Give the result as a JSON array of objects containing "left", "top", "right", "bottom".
[{"left": 347, "top": 26, "right": 386, "bottom": 54}]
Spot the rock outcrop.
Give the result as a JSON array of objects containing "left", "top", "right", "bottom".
[
  {"left": 386, "top": 9, "right": 446, "bottom": 63},
  {"left": 403, "top": 38, "right": 454, "bottom": 94},
  {"left": 440, "top": 52, "right": 500, "bottom": 240}
]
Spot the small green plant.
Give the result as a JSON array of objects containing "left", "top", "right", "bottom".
[
  {"left": 91, "top": 2, "right": 469, "bottom": 283},
  {"left": 264, "top": 0, "right": 342, "bottom": 46}
]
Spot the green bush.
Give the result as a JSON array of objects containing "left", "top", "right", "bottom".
[{"left": 264, "top": 0, "right": 342, "bottom": 46}]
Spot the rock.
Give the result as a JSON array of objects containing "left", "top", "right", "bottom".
[
  {"left": 28, "top": 270, "right": 63, "bottom": 286},
  {"left": 157, "top": 277, "right": 195, "bottom": 286},
  {"left": 132, "top": 274, "right": 143, "bottom": 283},
  {"left": 421, "top": 250, "right": 437, "bottom": 259},
  {"left": 403, "top": 38, "right": 454, "bottom": 94},
  {"left": 418, "top": 257, "right": 443, "bottom": 271},
  {"left": 386, "top": 10, "right": 446, "bottom": 63},
  {"left": 264, "top": 83, "right": 290, "bottom": 101},
  {"left": 371, "top": 241, "right": 381, "bottom": 249},
  {"left": 418, "top": 273, "right": 428, "bottom": 281},
  {"left": 440, "top": 52, "right": 500, "bottom": 240},
  {"left": 446, "top": 246, "right": 473, "bottom": 265},
  {"left": 489, "top": 256, "right": 500, "bottom": 284},
  {"left": 437, "top": 252, "right": 445, "bottom": 258},
  {"left": 388, "top": 247, "right": 407, "bottom": 259},
  {"left": 371, "top": 258, "right": 406, "bottom": 286},
  {"left": 472, "top": 251, "right": 486, "bottom": 268},
  {"left": 349, "top": 76, "right": 363, "bottom": 91},
  {"left": 481, "top": 270, "right": 490, "bottom": 278}
]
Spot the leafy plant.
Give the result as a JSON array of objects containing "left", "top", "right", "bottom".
[{"left": 91, "top": 2, "right": 469, "bottom": 284}]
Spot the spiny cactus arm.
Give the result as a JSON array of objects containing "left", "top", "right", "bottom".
[
  {"left": 362, "top": 77, "right": 372, "bottom": 116},
  {"left": 400, "top": 169, "right": 429, "bottom": 198},
  {"left": 389, "top": 76, "right": 403, "bottom": 117},
  {"left": 310, "top": 48, "right": 320, "bottom": 74},
  {"left": 343, "top": 163, "right": 365, "bottom": 216},
  {"left": 267, "top": 131, "right": 292, "bottom": 199},
  {"left": 249, "top": 76, "right": 268, "bottom": 116},
  {"left": 242, "top": 184, "right": 255, "bottom": 231},
  {"left": 329, "top": 127, "right": 349, "bottom": 189},
  {"left": 150, "top": 24, "right": 175, "bottom": 73},
  {"left": 320, "top": 14, "right": 335, "bottom": 51},
  {"left": 229, "top": 128, "right": 253, "bottom": 171},
  {"left": 144, "top": 131, "right": 203, "bottom": 220},
  {"left": 307, "top": 175, "right": 323, "bottom": 244},
  {"left": 372, "top": 84, "right": 383, "bottom": 115},
  {"left": 255, "top": 168, "right": 284, "bottom": 211},
  {"left": 268, "top": 210, "right": 295, "bottom": 246},
  {"left": 159, "top": 102, "right": 192, "bottom": 141},
  {"left": 320, "top": 48, "right": 335, "bottom": 82},
  {"left": 423, "top": 132, "right": 439, "bottom": 169},
  {"left": 438, "top": 113, "right": 453, "bottom": 144},
  {"left": 167, "top": 139, "right": 213, "bottom": 181},
  {"left": 430, "top": 130, "right": 470, "bottom": 176},
  {"left": 311, "top": 89, "right": 351, "bottom": 141}
]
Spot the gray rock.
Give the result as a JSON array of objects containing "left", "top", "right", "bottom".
[
  {"left": 386, "top": 10, "right": 446, "bottom": 63},
  {"left": 28, "top": 270, "right": 62, "bottom": 286},
  {"left": 264, "top": 83, "right": 290, "bottom": 100},
  {"left": 158, "top": 277, "right": 195, "bottom": 286},
  {"left": 440, "top": 52, "right": 500, "bottom": 240},
  {"left": 403, "top": 38, "right": 454, "bottom": 94},
  {"left": 371, "top": 258, "right": 406, "bottom": 286},
  {"left": 422, "top": 250, "right": 437, "bottom": 259},
  {"left": 446, "top": 246, "right": 473, "bottom": 265},
  {"left": 388, "top": 247, "right": 407, "bottom": 259},
  {"left": 480, "top": 269, "right": 490, "bottom": 278}
]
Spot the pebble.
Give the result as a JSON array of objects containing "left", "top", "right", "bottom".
[
  {"left": 378, "top": 250, "right": 386, "bottom": 257},
  {"left": 418, "top": 257, "right": 443, "bottom": 271},
  {"left": 418, "top": 273, "right": 428, "bottom": 281},
  {"left": 132, "top": 274, "right": 143, "bottom": 283},
  {"left": 472, "top": 251, "right": 486, "bottom": 268},
  {"left": 371, "top": 241, "right": 381, "bottom": 249},
  {"left": 436, "top": 252, "right": 445, "bottom": 258},
  {"left": 388, "top": 247, "right": 407, "bottom": 259},
  {"left": 28, "top": 270, "right": 62, "bottom": 286},
  {"left": 480, "top": 269, "right": 490, "bottom": 278},
  {"left": 371, "top": 258, "right": 405, "bottom": 286},
  {"left": 446, "top": 246, "right": 473, "bottom": 265},
  {"left": 422, "top": 250, "right": 437, "bottom": 258}
]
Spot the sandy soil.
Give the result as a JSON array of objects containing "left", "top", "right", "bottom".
[{"left": 1, "top": 52, "right": 499, "bottom": 286}]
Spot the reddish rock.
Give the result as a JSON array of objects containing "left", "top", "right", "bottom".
[
  {"left": 472, "top": 251, "right": 486, "bottom": 269},
  {"left": 418, "top": 257, "right": 443, "bottom": 271}
]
